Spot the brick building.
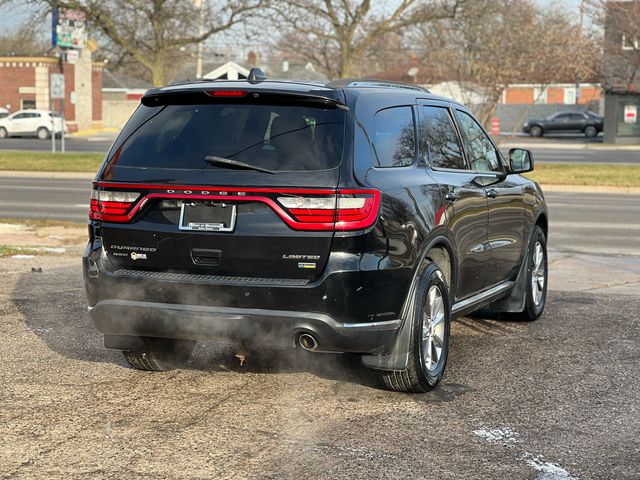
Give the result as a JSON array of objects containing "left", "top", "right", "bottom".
[
  {"left": 501, "top": 83, "right": 602, "bottom": 107},
  {"left": 602, "top": 0, "right": 640, "bottom": 144},
  {"left": 0, "top": 49, "right": 103, "bottom": 132}
]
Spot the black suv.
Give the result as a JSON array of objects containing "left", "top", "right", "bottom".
[{"left": 83, "top": 73, "right": 548, "bottom": 392}]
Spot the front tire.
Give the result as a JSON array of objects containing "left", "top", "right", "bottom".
[
  {"left": 122, "top": 338, "right": 196, "bottom": 371},
  {"left": 37, "top": 127, "right": 50, "bottom": 140},
  {"left": 381, "top": 263, "right": 451, "bottom": 393},
  {"left": 0, "top": 127, "right": 7, "bottom": 139},
  {"left": 513, "top": 226, "right": 548, "bottom": 321},
  {"left": 529, "top": 125, "right": 543, "bottom": 137}
]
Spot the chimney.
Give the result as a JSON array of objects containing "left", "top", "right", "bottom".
[{"left": 247, "top": 51, "right": 257, "bottom": 66}]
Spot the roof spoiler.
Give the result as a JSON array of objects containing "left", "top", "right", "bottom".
[{"left": 140, "top": 88, "right": 349, "bottom": 111}]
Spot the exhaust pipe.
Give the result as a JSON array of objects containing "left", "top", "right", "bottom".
[{"left": 298, "top": 333, "right": 319, "bottom": 351}]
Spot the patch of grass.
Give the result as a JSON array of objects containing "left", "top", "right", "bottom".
[
  {"left": 0, "top": 150, "right": 103, "bottom": 172},
  {"left": 0, "top": 245, "right": 42, "bottom": 257},
  {"left": 525, "top": 163, "right": 640, "bottom": 187},
  {"left": 0, "top": 218, "right": 85, "bottom": 228}
]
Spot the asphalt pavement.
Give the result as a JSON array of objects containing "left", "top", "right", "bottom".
[
  {"left": 1, "top": 135, "right": 639, "bottom": 164},
  {"left": 0, "top": 246, "right": 639, "bottom": 479},
  {"left": 0, "top": 175, "right": 637, "bottom": 257},
  {"left": 0, "top": 136, "right": 113, "bottom": 153}
]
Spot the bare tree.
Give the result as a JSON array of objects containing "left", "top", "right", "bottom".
[
  {"left": 23, "top": 0, "right": 264, "bottom": 86},
  {"left": 271, "top": 0, "right": 461, "bottom": 79},
  {"left": 414, "top": 0, "right": 598, "bottom": 126},
  {"left": 0, "top": 23, "right": 50, "bottom": 56},
  {"left": 589, "top": 0, "right": 640, "bottom": 92}
]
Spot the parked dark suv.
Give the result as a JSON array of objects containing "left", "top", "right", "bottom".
[{"left": 83, "top": 72, "right": 548, "bottom": 392}]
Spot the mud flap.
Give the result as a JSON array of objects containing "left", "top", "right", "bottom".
[
  {"left": 487, "top": 234, "right": 530, "bottom": 313},
  {"left": 360, "top": 263, "right": 444, "bottom": 371}
]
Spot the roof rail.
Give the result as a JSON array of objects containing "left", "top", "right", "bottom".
[{"left": 326, "top": 78, "right": 430, "bottom": 93}]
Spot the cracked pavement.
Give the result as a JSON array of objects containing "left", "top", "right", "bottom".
[{"left": 1, "top": 249, "right": 639, "bottom": 479}]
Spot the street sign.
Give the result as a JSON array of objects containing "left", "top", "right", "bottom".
[
  {"left": 50, "top": 74, "right": 65, "bottom": 100},
  {"left": 624, "top": 104, "right": 637, "bottom": 124}
]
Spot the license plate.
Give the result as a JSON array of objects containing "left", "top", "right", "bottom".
[{"left": 179, "top": 202, "right": 237, "bottom": 232}]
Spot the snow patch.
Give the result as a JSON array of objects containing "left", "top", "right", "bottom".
[
  {"left": 473, "top": 427, "right": 520, "bottom": 445},
  {"left": 520, "top": 453, "right": 578, "bottom": 480},
  {"left": 11, "top": 254, "right": 35, "bottom": 259}
]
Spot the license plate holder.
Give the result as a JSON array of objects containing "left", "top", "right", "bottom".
[{"left": 179, "top": 201, "right": 237, "bottom": 232}]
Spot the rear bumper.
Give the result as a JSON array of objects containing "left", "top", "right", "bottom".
[
  {"left": 89, "top": 299, "right": 401, "bottom": 354},
  {"left": 83, "top": 241, "right": 410, "bottom": 354}
]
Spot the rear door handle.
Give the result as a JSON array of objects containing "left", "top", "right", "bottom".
[
  {"left": 486, "top": 188, "right": 497, "bottom": 199},
  {"left": 445, "top": 191, "right": 459, "bottom": 202}
]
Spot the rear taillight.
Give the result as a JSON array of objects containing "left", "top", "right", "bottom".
[
  {"left": 89, "top": 183, "right": 380, "bottom": 231},
  {"left": 89, "top": 189, "right": 140, "bottom": 222},
  {"left": 277, "top": 189, "right": 380, "bottom": 231}
]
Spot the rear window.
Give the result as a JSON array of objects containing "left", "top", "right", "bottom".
[{"left": 110, "top": 103, "right": 345, "bottom": 172}]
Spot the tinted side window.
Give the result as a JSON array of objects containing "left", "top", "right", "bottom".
[
  {"left": 372, "top": 106, "right": 415, "bottom": 167},
  {"left": 456, "top": 110, "right": 501, "bottom": 173},
  {"left": 417, "top": 106, "right": 465, "bottom": 170}
]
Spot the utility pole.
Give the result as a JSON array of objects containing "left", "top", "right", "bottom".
[
  {"left": 195, "top": 0, "right": 205, "bottom": 78},
  {"left": 576, "top": 0, "right": 585, "bottom": 105}
]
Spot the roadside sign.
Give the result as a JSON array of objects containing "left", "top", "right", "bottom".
[
  {"left": 624, "top": 104, "right": 637, "bottom": 124},
  {"left": 50, "top": 74, "right": 65, "bottom": 100},
  {"left": 52, "top": 8, "right": 87, "bottom": 49},
  {"left": 65, "top": 49, "right": 79, "bottom": 64}
]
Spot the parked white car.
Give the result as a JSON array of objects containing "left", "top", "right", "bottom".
[{"left": 0, "top": 110, "right": 68, "bottom": 140}]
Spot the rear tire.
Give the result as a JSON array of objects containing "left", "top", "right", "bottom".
[
  {"left": 584, "top": 125, "right": 597, "bottom": 138},
  {"left": 529, "top": 125, "right": 543, "bottom": 137},
  {"left": 37, "top": 127, "right": 50, "bottom": 140},
  {"left": 0, "top": 127, "right": 7, "bottom": 139},
  {"left": 381, "top": 263, "right": 451, "bottom": 393},
  {"left": 511, "top": 226, "right": 547, "bottom": 322},
  {"left": 122, "top": 338, "right": 196, "bottom": 372}
]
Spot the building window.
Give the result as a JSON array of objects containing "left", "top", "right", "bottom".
[
  {"left": 622, "top": 35, "right": 639, "bottom": 51},
  {"left": 21, "top": 99, "right": 36, "bottom": 110},
  {"left": 564, "top": 87, "right": 577, "bottom": 105},
  {"left": 533, "top": 87, "right": 548, "bottom": 105}
]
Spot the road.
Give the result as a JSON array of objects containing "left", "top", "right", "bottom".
[
  {"left": 518, "top": 148, "right": 639, "bottom": 165},
  {"left": 0, "top": 175, "right": 638, "bottom": 256},
  {"left": 1, "top": 136, "right": 639, "bottom": 164},
  {"left": 0, "top": 137, "right": 113, "bottom": 153}
]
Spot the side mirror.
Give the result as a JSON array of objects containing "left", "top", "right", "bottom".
[{"left": 509, "top": 148, "right": 534, "bottom": 174}]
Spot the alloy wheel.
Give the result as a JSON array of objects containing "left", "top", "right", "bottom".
[
  {"left": 531, "top": 241, "right": 546, "bottom": 307},
  {"left": 421, "top": 285, "right": 446, "bottom": 372}
]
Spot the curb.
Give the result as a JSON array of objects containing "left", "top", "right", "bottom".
[
  {"left": 1, "top": 171, "right": 637, "bottom": 194},
  {"left": 540, "top": 184, "right": 640, "bottom": 194},
  {"left": 0, "top": 170, "right": 95, "bottom": 179},
  {"left": 498, "top": 142, "right": 640, "bottom": 151}
]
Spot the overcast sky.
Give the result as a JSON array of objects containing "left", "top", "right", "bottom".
[{"left": 0, "top": 0, "right": 583, "bottom": 38}]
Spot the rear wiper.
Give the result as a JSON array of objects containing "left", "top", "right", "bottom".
[{"left": 205, "top": 155, "right": 275, "bottom": 175}]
